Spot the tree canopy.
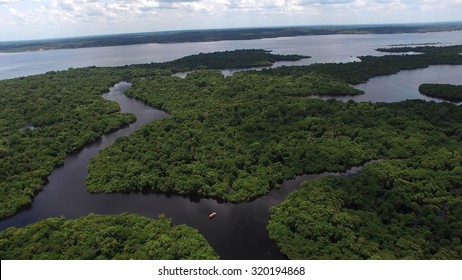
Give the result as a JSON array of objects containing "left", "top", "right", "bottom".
[
  {"left": 87, "top": 68, "right": 462, "bottom": 203},
  {"left": 0, "top": 69, "right": 136, "bottom": 218},
  {"left": 268, "top": 148, "right": 462, "bottom": 259},
  {"left": 0, "top": 49, "right": 309, "bottom": 218},
  {"left": 1, "top": 46, "right": 462, "bottom": 260},
  {"left": 0, "top": 213, "right": 218, "bottom": 260}
]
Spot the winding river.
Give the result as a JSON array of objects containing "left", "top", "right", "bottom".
[
  {"left": 1, "top": 63, "right": 461, "bottom": 259},
  {"left": 0, "top": 81, "right": 373, "bottom": 259}
]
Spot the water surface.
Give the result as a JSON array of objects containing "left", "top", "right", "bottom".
[
  {"left": 312, "top": 65, "right": 462, "bottom": 104},
  {"left": 2, "top": 30, "right": 462, "bottom": 80}
]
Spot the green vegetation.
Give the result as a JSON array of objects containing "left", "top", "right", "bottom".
[
  {"left": 0, "top": 213, "right": 218, "bottom": 259},
  {"left": 268, "top": 148, "right": 462, "bottom": 259},
  {"left": 0, "top": 49, "right": 307, "bottom": 219},
  {"left": 87, "top": 67, "right": 462, "bottom": 203},
  {"left": 376, "top": 45, "right": 462, "bottom": 55},
  {"left": 86, "top": 45, "right": 462, "bottom": 203},
  {"left": 86, "top": 71, "right": 370, "bottom": 201},
  {"left": 419, "top": 83, "right": 462, "bottom": 102},
  {"left": 2, "top": 45, "right": 462, "bottom": 260},
  {"left": 2, "top": 22, "right": 462, "bottom": 52},
  {"left": 0, "top": 69, "right": 138, "bottom": 218}
]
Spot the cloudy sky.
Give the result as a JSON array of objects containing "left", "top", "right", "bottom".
[{"left": 1, "top": 0, "right": 461, "bottom": 41}]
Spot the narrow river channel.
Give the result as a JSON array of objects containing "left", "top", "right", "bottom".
[{"left": 0, "top": 81, "right": 374, "bottom": 259}]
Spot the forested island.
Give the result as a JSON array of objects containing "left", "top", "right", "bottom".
[
  {"left": 418, "top": 83, "right": 462, "bottom": 102},
  {"left": 0, "top": 214, "right": 218, "bottom": 259},
  {"left": 268, "top": 149, "right": 462, "bottom": 259},
  {"left": 149, "top": 49, "right": 309, "bottom": 72},
  {"left": 1, "top": 22, "right": 462, "bottom": 53},
  {"left": 1, "top": 46, "right": 462, "bottom": 259}
]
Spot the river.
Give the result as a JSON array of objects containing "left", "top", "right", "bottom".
[{"left": 0, "top": 81, "right": 371, "bottom": 259}]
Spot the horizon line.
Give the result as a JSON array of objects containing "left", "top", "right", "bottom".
[{"left": 2, "top": 20, "right": 462, "bottom": 43}]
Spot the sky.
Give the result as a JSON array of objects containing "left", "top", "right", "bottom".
[{"left": 1, "top": 0, "right": 462, "bottom": 41}]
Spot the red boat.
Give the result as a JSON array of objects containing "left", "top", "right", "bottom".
[{"left": 209, "top": 212, "right": 217, "bottom": 219}]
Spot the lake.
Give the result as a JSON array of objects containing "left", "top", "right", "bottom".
[
  {"left": 2, "top": 30, "right": 462, "bottom": 80},
  {"left": 314, "top": 65, "right": 462, "bottom": 104}
]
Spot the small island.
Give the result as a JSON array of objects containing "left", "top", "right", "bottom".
[{"left": 418, "top": 83, "right": 462, "bottom": 102}]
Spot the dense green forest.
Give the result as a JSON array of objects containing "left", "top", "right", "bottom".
[
  {"left": 0, "top": 69, "right": 137, "bottom": 218},
  {"left": 87, "top": 72, "right": 462, "bottom": 203},
  {"left": 0, "top": 50, "right": 306, "bottom": 219},
  {"left": 86, "top": 71, "right": 371, "bottom": 200},
  {"left": 419, "top": 83, "right": 462, "bottom": 102},
  {"left": 0, "top": 213, "right": 218, "bottom": 259},
  {"left": 268, "top": 148, "right": 462, "bottom": 259},
  {"left": 85, "top": 45, "right": 462, "bottom": 203},
  {"left": 2, "top": 22, "right": 462, "bottom": 52}
]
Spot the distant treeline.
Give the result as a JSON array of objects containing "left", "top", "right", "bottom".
[{"left": 1, "top": 22, "right": 462, "bottom": 52}]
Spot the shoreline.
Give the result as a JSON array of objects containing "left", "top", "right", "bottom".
[{"left": 2, "top": 23, "right": 462, "bottom": 53}]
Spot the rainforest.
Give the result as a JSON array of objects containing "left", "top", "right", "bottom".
[{"left": 1, "top": 45, "right": 462, "bottom": 259}]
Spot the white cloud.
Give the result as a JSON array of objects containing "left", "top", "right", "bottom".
[
  {"left": 0, "top": 0, "right": 20, "bottom": 4},
  {"left": 298, "top": 0, "right": 354, "bottom": 5},
  {"left": 1, "top": 0, "right": 462, "bottom": 40}
]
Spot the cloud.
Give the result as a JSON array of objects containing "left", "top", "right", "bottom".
[
  {"left": 0, "top": 0, "right": 20, "bottom": 4},
  {"left": 298, "top": 0, "right": 354, "bottom": 5},
  {"left": 157, "top": 0, "right": 201, "bottom": 2},
  {"left": 2, "top": 0, "right": 462, "bottom": 40},
  {"left": 58, "top": 1, "right": 74, "bottom": 11}
]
